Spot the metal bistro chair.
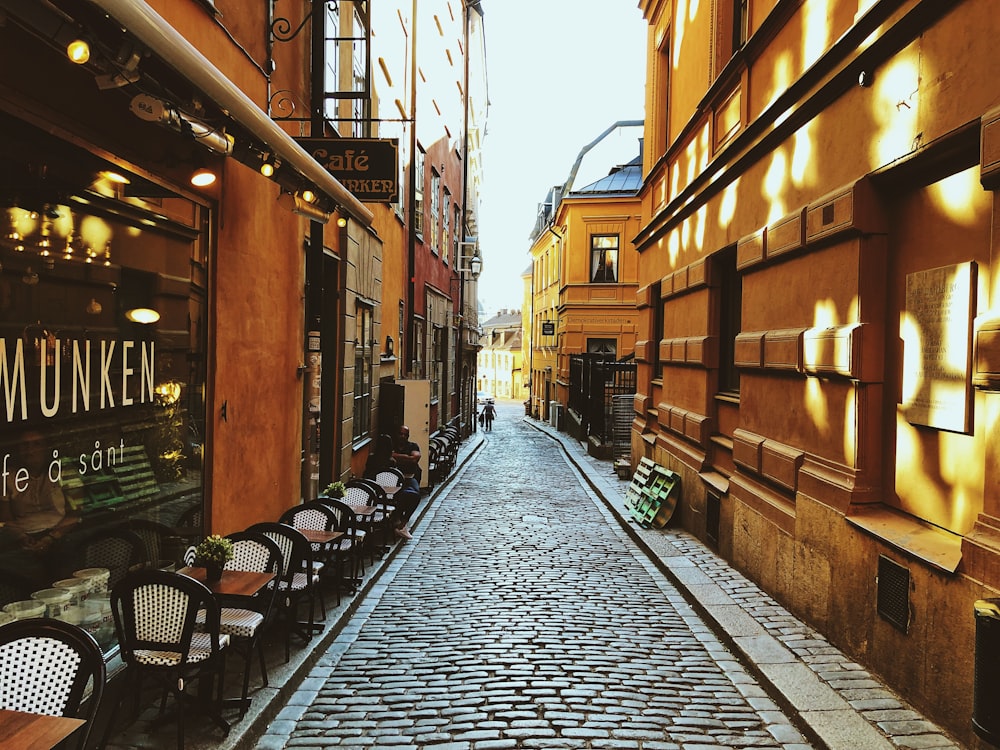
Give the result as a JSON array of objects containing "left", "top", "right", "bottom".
[
  {"left": 316, "top": 496, "right": 367, "bottom": 590},
  {"left": 0, "top": 618, "right": 106, "bottom": 750},
  {"left": 62, "top": 525, "right": 146, "bottom": 589},
  {"left": 344, "top": 480, "right": 393, "bottom": 561},
  {"left": 107, "top": 569, "right": 230, "bottom": 750},
  {"left": 245, "top": 522, "right": 322, "bottom": 663},
  {"left": 196, "top": 531, "right": 282, "bottom": 719},
  {"left": 279, "top": 502, "right": 353, "bottom": 608}
]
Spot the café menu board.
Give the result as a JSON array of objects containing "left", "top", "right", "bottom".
[{"left": 902, "top": 261, "right": 976, "bottom": 433}]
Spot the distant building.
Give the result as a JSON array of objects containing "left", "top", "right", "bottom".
[{"left": 477, "top": 309, "right": 524, "bottom": 400}]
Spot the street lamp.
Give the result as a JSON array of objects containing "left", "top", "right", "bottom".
[{"left": 458, "top": 237, "right": 483, "bottom": 279}]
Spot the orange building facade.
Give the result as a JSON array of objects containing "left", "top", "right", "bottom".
[{"left": 633, "top": 0, "right": 1000, "bottom": 742}]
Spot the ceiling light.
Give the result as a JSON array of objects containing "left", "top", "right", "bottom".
[
  {"left": 336, "top": 217, "right": 348, "bottom": 228},
  {"left": 259, "top": 153, "right": 277, "bottom": 178},
  {"left": 66, "top": 39, "right": 90, "bottom": 65},
  {"left": 301, "top": 189, "right": 316, "bottom": 203},
  {"left": 99, "top": 170, "right": 130, "bottom": 184},
  {"left": 125, "top": 307, "right": 160, "bottom": 324},
  {"left": 190, "top": 168, "right": 217, "bottom": 187}
]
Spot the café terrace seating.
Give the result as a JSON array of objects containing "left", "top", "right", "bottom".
[{"left": 0, "top": 618, "right": 107, "bottom": 750}]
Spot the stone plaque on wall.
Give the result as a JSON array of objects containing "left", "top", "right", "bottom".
[{"left": 902, "top": 261, "right": 977, "bottom": 433}]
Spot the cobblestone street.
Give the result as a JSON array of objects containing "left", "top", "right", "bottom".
[{"left": 261, "top": 401, "right": 812, "bottom": 749}]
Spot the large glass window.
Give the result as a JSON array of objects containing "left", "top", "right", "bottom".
[
  {"left": 591, "top": 234, "right": 619, "bottom": 282},
  {"left": 0, "top": 117, "right": 207, "bottom": 593}
]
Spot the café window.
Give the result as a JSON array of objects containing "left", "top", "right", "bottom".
[
  {"left": 0, "top": 121, "right": 208, "bottom": 599},
  {"left": 591, "top": 234, "right": 619, "bottom": 282}
]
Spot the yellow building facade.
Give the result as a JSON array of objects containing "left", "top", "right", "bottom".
[
  {"left": 633, "top": 0, "right": 1000, "bottom": 743},
  {"left": 554, "top": 159, "right": 643, "bottom": 409}
]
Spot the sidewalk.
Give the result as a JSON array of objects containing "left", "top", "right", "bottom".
[{"left": 526, "top": 416, "right": 964, "bottom": 750}]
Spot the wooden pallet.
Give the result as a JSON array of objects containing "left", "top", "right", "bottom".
[{"left": 625, "top": 457, "right": 680, "bottom": 529}]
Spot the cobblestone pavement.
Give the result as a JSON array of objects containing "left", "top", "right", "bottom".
[
  {"left": 527, "top": 416, "right": 963, "bottom": 750},
  {"left": 259, "top": 402, "right": 814, "bottom": 750}
]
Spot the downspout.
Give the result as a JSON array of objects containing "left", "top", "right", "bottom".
[{"left": 405, "top": 0, "right": 418, "bottom": 377}]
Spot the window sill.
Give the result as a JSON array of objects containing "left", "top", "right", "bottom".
[{"left": 846, "top": 504, "right": 962, "bottom": 573}]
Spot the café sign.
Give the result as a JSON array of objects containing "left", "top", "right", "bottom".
[{"left": 297, "top": 138, "right": 399, "bottom": 203}]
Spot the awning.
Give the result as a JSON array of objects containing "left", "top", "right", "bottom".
[{"left": 90, "top": 0, "right": 374, "bottom": 227}]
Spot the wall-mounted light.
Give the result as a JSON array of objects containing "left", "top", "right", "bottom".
[
  {"left": 190, "top": 168, "right": 217, "bottom": 187},
  {"left": 301, "top": 189, "right": 316, "bottom": 204},
  {"left": 259, "top": 153, "right": 278, "bottom": 177},
  {"left": 130, "top": 93, "right": 234, "bottom": 156},
  {"left": 277, "top": 191, "right": 329, "bottom": 223},
  {"left": 66, "top": 39, "right": 90, "bottom": 64},
  {"left": 125, "top": 307, "right": 160, "bottom": 324},
  {"left": 86, "top": 298, "right": 102, "bottom": 315},
  {"left": 458, "top": 237, "right": 483, "bottom": 279},
  {"left": 336, "top": 216, "right": 348, "bottom": 228},
  {"left": 383, "top": 335, "right": 395, "bottom": 359}
]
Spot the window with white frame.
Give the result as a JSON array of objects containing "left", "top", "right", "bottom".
[
  {"left": 430, "top": 169, "right": 440, "bottom": 254},
  {"left": 414, "top": 147, "right": 425, "bottom": 235}
]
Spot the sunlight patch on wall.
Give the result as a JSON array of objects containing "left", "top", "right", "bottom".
[
  {"left": 668, "top": 229, "right": 680, "bottom": 265},
  {"left": 802, "top": 0, "right": 832, "bottom": 69},
  {"left": 939, "top": 431, "right": 982, "bottom": 529},
  {"left": 813, "top": 298, "right": 840, "bottom": 328},
  {"left": 805, "top": 377, "right": 831, "bottom": 438},
  {"left": 698, "top": 125, "right": 711, "bottom": 173},
  {"left": 899, "top": 311, "right": 922, "bottom": 406},
  {"left": 871, "top": 56, "right": 920, "bottom": 168},
  {"left": 693, "top": 205, "right": 707, "bottom": 251},
  {"left": 686, "top": 136, "right": 699, "bottom": 187},
  {"left": 718, "top": 178, "right": 739, "bottom": 228},
  {"left": 843, "top": 386, "right": 855, "bottom": 463},
  {"left": 895, "top": 413, "right": 945, "bottom": 509},
  {"left": 791, "top": 122, "right": 815, "bottom": 186},
  {"left": 673, "top": 0, "right": 688, "bottom": 67},
  {"left": 929, "top": 168, "right": 980, "bottom": 226},
  {"left": 763, "top": 149, "right": 788, "bottom": 223},
  {"left": 767, "top": 52, "right": 793, "bottom": 111}
]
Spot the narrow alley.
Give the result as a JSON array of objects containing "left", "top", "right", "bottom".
[{"left": 257, "top": 401, "right": 811, "bottom": 749}]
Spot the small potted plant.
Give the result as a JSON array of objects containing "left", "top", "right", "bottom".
[
  {"left": 193, "top": 534, "right": 234, "bottom": 582},
  {"left": 323, "top": 481, "right": 346, "bottom": 499}
]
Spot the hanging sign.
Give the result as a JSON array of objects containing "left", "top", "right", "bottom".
[
  {"left": 296, "top": 138, "right": 399, "bottom": 203},
  {"left": 542, "top": 322, "right": 555, "bottom": 336}
]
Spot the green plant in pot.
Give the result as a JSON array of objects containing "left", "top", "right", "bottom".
[
  {"left": 323, "top": 481, "right": 346, "bottom": 498},
  {"left": 193, "top": 534, "right": 234, "bottom": 582}
]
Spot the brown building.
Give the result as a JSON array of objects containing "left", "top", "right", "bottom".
[
  {"left": 633, "top": 0, "right": 1000, "bottom": 743},
  {"left": 0, "top": 0, "right": 486, "bottom": 610}
]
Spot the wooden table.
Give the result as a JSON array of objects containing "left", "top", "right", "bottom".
[
  {"left": 0, "top": 709, "right": 85, "bottom": 750},
  {"left": 298, "top": 529, "right": 344, "bottom": 545},
  {"left": 177, "top": 566, "right": 275, "bottom": 597}
]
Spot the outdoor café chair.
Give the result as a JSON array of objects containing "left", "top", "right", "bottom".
[{"left": 0, "top": 618, "right": 106, "bottom": 750}]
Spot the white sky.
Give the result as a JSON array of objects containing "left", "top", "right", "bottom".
[{"left": 475, "top": 1, "right": 648, "bottom": 318}]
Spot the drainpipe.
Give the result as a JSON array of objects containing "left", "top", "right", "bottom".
[{"left": 405, "top": 0, "right": 418, "bottom": 376}]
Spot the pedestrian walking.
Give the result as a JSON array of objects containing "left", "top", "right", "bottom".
[{"left": 482, "top": 400, "right": 496, "bottom": 431}]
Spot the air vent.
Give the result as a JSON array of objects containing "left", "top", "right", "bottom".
[{"left": 877, "top": 555, "right": 910, "bottom": 633}]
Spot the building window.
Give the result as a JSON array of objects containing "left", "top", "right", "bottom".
[
  {"left": 442, "top": 188, "right": 451, "bottom": 265},
  {"left": 429, "top": 170, "right": 440, "bottom": 254},
  {"left": 714, "top": 0, "right": 749, "bottom": 78},
  {"left": 353, "top": 303, "right": 373, "bottom": 440},
  {"left": 591, "top": 234, "right": 619, "bottom": 282},
  {"left": 413, "top": 147, "right": 425, "bottom": 236},
  {"left": 588, "top": 338, "right": 617, "bottom": 359},
  {"left": 717, "top": 245, "right": 741, "bottom": 395}
]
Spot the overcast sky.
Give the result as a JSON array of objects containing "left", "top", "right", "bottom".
[{"left": 475, "top": 1, "right": 648, "bottom": 318}]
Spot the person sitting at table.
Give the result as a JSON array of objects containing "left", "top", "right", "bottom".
[
  {"left": 383, "top": 426, "right": 422, "bottom": 540},
  {"left": 363, "top": 430, "right": 421, "bottom": 541}
]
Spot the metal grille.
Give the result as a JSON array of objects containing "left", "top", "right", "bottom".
[{"left": 877, "top": 555, "right": 910, "bottom": 633}]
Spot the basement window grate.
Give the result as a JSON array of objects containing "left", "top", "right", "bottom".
[{"left": 877, "top": 555, "right": 910, "bottom": 633}]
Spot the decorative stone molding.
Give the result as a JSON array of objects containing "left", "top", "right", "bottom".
[
  {"left": 655, "top": 401, "right": 712, "bottom": 447},
  {"left": 733, "top": 429, "right": 805, "bottom": 494},
  {"left": 734, "top": 323, "right": 877, "bottom": 381},
  {"left": 659, "top": 335, "right": 719, "bottom": 368}
]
